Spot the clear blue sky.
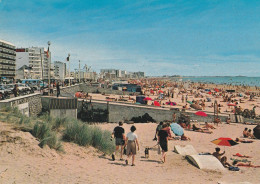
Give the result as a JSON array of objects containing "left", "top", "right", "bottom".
[{"left": 1, "top": 0, "right": 260, "bottom": 76}]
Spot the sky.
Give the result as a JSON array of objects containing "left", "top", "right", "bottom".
[{"left": 0, "top": 0, "right": 260, "bottom": 76}]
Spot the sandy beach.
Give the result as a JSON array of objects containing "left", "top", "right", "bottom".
[{"left": 0, "top": 120, "right": 259, "bottom": 184}]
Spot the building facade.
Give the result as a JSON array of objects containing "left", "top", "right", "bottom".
[
  {"left": 16, "top": 47, "right": 51, "bottom": 80},
  {"left": 0, "top": 40, "right": 16, "bottom": 81},
  {"left": 54, "top": 61, "right": 66, "bottom": 80}
]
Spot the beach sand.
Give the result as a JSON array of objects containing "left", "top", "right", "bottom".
[{"left": 0, "top": 121, "right": 259, "bottom": 184}]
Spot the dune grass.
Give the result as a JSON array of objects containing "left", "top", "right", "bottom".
[
  {"left": 63, "top": 120, "right": 115, "bottom": 154},
  {"left": 0, "top": 107, "right": 114, "bottom": 154}
]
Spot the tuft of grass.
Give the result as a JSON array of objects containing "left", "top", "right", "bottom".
[
  {"left": 63, "top": 120, "right": 115, "bottom": 154},
  {"left": 52, "top": 117, "right": 68, "bottom": 131},
  {"left": 31, "top": 121, "right": 63, "bottom": 151},
  {"left": 63, "top": 121, "right": 93, "bottom": 146}
]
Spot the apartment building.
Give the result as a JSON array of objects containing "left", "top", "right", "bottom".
[
  {"left": 0, "top": 40, "right": 16, "bottom": 81},
  {"left": 16, "top": 47, "right": 50, "bottom": 80},
  {"left": 54, "top": 61, "right": 66, "bottom": 80}
]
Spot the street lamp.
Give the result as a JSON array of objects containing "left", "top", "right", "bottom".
[
  {"left": 67, "top": 53, "right": 71, "bottom": 86},
  {"left": 47, "top": 41, "right": 51, "bottom": 95}
]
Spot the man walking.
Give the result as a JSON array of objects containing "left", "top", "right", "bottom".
[
  {"left": 56, "top": 82, "right": 60, "bottom": 97},
  {"left": 111, "top": 121, "right": 125, "bottom": 161}
]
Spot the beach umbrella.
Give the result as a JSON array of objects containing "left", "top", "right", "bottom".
[
  {"left": 228, "top": 103, "right": 237, "bottom": 106},
  {"left": 208, "top": 91, "right": 212, "bottom": 95},
  {"left": 170, "top": 123, "right": 184, "bottom": 136},
  {"left": 187, "top": 100, "right": 193, "bottom": 104},
  {"left": 154, "top": 101, "right": 160, "bottom": 107},
  {"left": 211, "top": 137, "right": 238, "bottom": 147},
  {"left": 214, "top": 88, "right": 219, "bottom": 92},
  {"left": 143, "top": 97, "right": 152, "bottom": 101},
  {"left": 195, "top": 111, "right": 207, "bottom": 117},
  {"left": 158, "top": 90, "right": 163, "bottom": 93}
]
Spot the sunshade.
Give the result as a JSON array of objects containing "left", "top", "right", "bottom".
[
  {"left": 154, "top": 101, "right": 160, "bottom": 106},
  {"left": 187, "top": 100, "right": 193, "bottom": 104},
  {"left": 214, "top": 88, "right": 219, "bottom": 92},
  {"left": 195, "top": 111, "right": 207, "bottom": 117},
  {"left": 158, "top": 90, "right": 163, "bottom": 93},
  {"left": 170, "top": 123, "right": 184, "bottom": 136},
  {"left": 228, "top": 103, "right": 237, "bottom": 106},
  {"left": 211, "top": 137, "right": 238, "bottom": 147},
  {"left": 143, "top": 97, "right": 152, "bottom": 101},
  {"left": 208, "top": 92, "right": 212, "bottom": 95}
]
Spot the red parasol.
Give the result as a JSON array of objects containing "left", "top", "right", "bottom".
[
  {"left": 143, "top": 97, "right": 152, "bottom": 101},
  {"left": 228, "top": 103, "right": 237, "bottom": 106},
  {"left": 214, "top": 88, "right": 219, "bottom": 92},
  {"left": 195, "top": 111, "right": 207, "bottom": 117},
  {"left": 158, "top": 90, "right": 163, "bottom": 93},
  {"left": 208, "top": 91, "right": 212, "bottom": 95},
  {"left": 154, "top": 101, "right": 160, "bottom": 107}
]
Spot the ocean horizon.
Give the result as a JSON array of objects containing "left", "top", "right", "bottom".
[{"left": 170, "top": 76, "right": 260, "bottom": 87}]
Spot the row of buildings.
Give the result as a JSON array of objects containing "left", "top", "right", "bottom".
[{"left": 0, "top": 40, "right": 145, "bottom": 82}]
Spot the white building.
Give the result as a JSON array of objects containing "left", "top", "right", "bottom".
[
  {"left": 16, "top": 47, "right": 51, "bottom": 80},
  {"left": 54, "top": 61, "right": 66, "bottom": 80}
]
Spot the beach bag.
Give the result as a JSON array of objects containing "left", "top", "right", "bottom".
[
  {"left": 229, "top": 166, "right": 240, "bottom": 171},
  {"left": 157, "top": 144, "right": 161, "bottom": 155}
]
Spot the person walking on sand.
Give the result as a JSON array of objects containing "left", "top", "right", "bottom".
[
  {"left": 125, "top": 126, "right": 139, "bottom": 166},
  {"left": 111, "top": 121, "right": 125, "bottom": 161},
  {"left": 158, "top": 124, "right": 169, "bottom": 163},
  {"left": 56, "top": 82, "right": 60, "bottom": 97}
]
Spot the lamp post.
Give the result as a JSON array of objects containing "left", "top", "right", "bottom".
[
  {"left": 78, "top": 60, "right": 80, "bottom": 83},
  {"left": 47, "top": 41, "right": 51, "bottom": 95},
  {"left": 67, "top": 53, "right": 70, "bottom": 86}
]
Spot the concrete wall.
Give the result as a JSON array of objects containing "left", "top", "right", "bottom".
[
  {"left": 77, "top": 99, "right": 228, "bottom": 123},
  {"left": 79, "top": 84, "right": 140, "bottom": 95},
  {"left": 0, "top": 93, "right": 42, "bottom": 116},
  {"left": 50, "top": 109, "right": 77, "bottom": 119}
]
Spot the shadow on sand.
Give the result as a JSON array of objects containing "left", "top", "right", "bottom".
[
  {"left": 110, "top": 162, "right": 127, "bottom": 167},
  {"left": 140, "top": 159, "right": 162, "bottom": 163}
]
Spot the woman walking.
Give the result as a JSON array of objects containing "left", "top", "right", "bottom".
[
  {"left": 125, "top": 126, "right": 139, "bottom": 166},
  {"left": 158, "top": 124, "right": 169, "bottom": 163}
]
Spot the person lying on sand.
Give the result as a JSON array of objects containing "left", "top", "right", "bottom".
[
  {"left": 181, "top": 134, "right": 191, "bottom": 141},
  {"left": 213, "top": 147, "right": 232, "bottom": 168},
  {"left": 232, "top": 160, "right": 260, "bottom": 168},
  {"left": 192, "top": 124, "right": 213, "bottom": 134},
  {"left": 203, "top": 122, "right": 216, "bottom": 129},
  {"left": 235, "top": 138, "right": 254, "bottom": 143},
  {"left": 233, "top": 153, "right": 252, "bottom": 158}
]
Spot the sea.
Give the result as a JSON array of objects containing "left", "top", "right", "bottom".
[{"left": 176, "top": 76, "right": 260, "bottom": 87}]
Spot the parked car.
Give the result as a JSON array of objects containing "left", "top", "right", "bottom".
[{"left": 0, "top": 85, "right": 11, "bottom": 99}]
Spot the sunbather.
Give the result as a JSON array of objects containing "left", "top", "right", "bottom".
[
  {"left": 192, "top": 124, "right": 213, "bottom": 134},
  {"left": 233, "top": 160, "right": 260, "bottom": 168},
  {"left": 235, "top": 138, "right": 254, "bottom": 143},
  {"left": 233, "top": 153, "right": 252, "bottom": 158},
  {"left": 203, "top": 122, "right": 216, "bottom": 129},
  {"left": 181, "top": 134, "right": 191, "bottom": 141}
]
